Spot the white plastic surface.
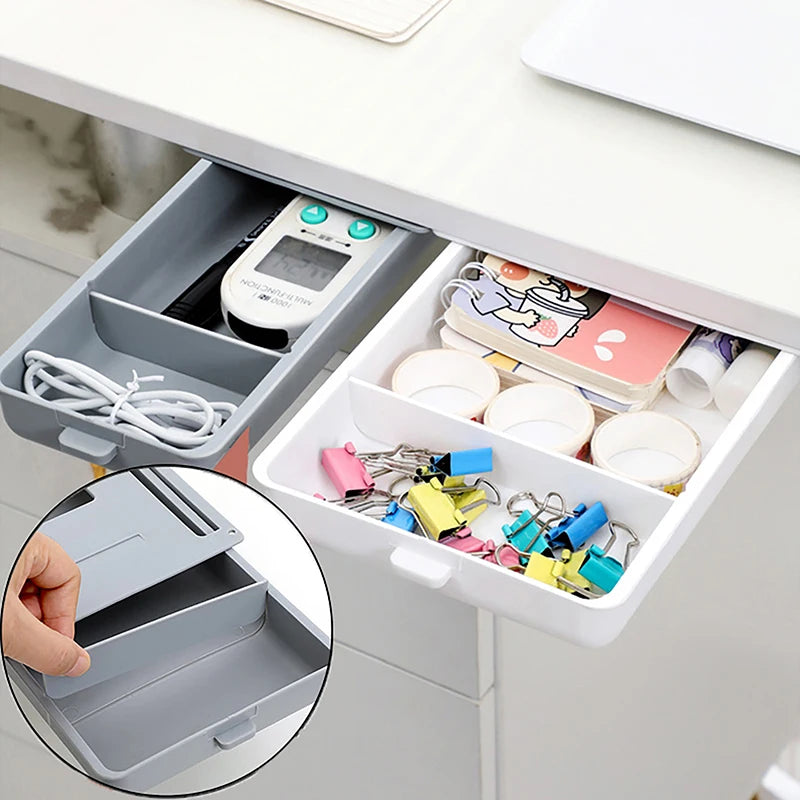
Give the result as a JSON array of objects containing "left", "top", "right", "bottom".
[
  {"left": 714, "top": 344, "right": 777, "bottom": 420},
  {"left": 522, "top": 0, "right": 800, "bottom": 155},
  {"left": 4, "top": 1, "right": 800, "bottom": 352},
  {"left": 254, "top": 243, "right": 799, "bottom": 646}
]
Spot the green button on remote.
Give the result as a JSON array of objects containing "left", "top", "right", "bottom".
[
  {"left": 348, "top": 219, "right": 376, "bottom": 240},
  {"left": 300, "top": 204, "right": 328, "bottom": 224}
]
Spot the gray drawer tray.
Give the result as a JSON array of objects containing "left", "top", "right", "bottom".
[
  {"left": 5, "top": 467, "right": 329, "bottom": 791},
  {"left": 0, "top": 160, "right": 432, "bottom": 469},
  {"left": 7, "top": 590, "right": 328, "bottom": 792},
  {"left": 36, "top": 467, "right": 265, "bottom": 698}
]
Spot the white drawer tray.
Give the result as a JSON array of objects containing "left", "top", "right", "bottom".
[{"left": 253, "top": 243, "right": 799, "bottom": 646}]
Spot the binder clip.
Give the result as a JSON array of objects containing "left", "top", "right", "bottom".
[
  {"left": 381, "top": 501, "right": 417, "bottom": 532},
  {"left": 503, "top": 490, "right": 567, "bottom": 561},
  {"left": 413, "top": 469, "right": 468, "bottom": 488},
  {"left": 523, "top": 550, "right": 594, "bottom": 595},
  {"left": 360, "top": 443, "right": 444, "bottom": 479},
  {"left": 430, "top": 447, "right": 493, "bottom": 477},
  {"left": 321, "top": 442, "right": 374, "bottom": 498},
  {"left": 446, "top": 478, "right": 500, "bottom": 524},
  {"left": 407, "top": 478, "right": 468, "bottom": 540},
  {"left": 314, "top": 488, "right": 388, "bottom": 512},
  {"left": 545, "top": 501, "right": 608, "bottom": 551},
  {"left": 501, "top": 511, "right": 551, "bottom": 560},
  {"left": 481, "top": 541, "right": 522, "bottom": 568},
  {"left": 440, "top": 529, "right": 486, "bottom": 553},
  {"left": 576, "top": 520, "right": 640, "bottom": 593},
  {"left": 507, "top": 490, "right": 568, "bottom": 529}
]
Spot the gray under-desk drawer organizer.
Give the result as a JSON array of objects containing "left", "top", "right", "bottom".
[
  {"left": 5, "top": 467, "right": 330, "bottom": 792},
  {"left": 0, "top": 159, "right": 433, "bottom": 469}
]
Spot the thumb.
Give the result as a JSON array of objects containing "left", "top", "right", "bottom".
[{"left": 5, "top": 599, "right": 91, "bottom": 677}]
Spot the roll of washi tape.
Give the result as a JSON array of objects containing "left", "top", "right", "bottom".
[
  {"left": 591, "top": 411, "right": 701, "bottom": 495},
  {"left": 391, "top": 349, "right": 500, "bottom": 420},
  {"left": 484, "top": 383, "right": 595, "bottom": 457}
]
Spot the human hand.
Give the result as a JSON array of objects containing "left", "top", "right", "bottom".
[{"left": 2, "top": 532, "right": 90, "bottom": 677}]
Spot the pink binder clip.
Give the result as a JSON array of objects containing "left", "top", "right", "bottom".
[
  {"left": 321, "top": 442, "right": 375, "bottom": 499},
  {"left": 482, "top": 541, "right": 522, "bottom": 568},
  {"left": 440, "top": 529, "right": 485, "bottom": 553}
]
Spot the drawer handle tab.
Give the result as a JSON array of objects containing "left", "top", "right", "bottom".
[
  {"left": 214, "top": 719, "right": 257, "bottom": 750},
  {"left": 389, "top": 547, "right": 453, "bottom": 588},
  {"left": 58, "top": 428, "right": 118, "bottom": 464}
]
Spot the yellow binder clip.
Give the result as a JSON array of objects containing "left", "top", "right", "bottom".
[
  {"left": 407, "top": 478, "right": 468, "bottom": 541},
  {"left": 523, "top": 549, "right": 595, "bottom": 596},
  {"left": 452, "top": 488, "right": 488, "bottom": 524}
]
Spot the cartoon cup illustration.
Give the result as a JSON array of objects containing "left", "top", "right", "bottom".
[{"left": 509, "top": 282, "right": 589, "bottom": 346}]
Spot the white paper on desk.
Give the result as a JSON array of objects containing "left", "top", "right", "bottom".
[{"left": 259, "top": 0, "right": 453, "bottom": 42}]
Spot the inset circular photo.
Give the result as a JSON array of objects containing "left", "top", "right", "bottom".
[{"left": 1, "top": 466, "right": 332, "bottom": 795}]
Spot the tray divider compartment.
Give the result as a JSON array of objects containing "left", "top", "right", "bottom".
[
  {"left": 261, "top": 374, "right": 674, "bottom": 636},
  {"left": 44, "top": 549, "right": 268, "bottom": 700},
  {"left": 90, "top": 292, "right": 282, "bottom": 396},
  {"left": 348, "top": 377, "right": 674, "bottom": 504}
]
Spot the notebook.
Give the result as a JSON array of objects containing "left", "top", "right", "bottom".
[
  {"left": 260, "top": 0, "right": 453, "bottom": 43},
  {"left": 443, "top": 255, "right": 695, "bottom": 402},
  {"left": 439, "top": 323, "right": 649, "bottom": 421}
]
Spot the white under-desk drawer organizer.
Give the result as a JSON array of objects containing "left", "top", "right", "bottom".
[
  {"left": 0, "top": 160, "right": 435, "bottom": 470},
  {"left": 253, "top": 243, "right": 799, "bottom": 646}
]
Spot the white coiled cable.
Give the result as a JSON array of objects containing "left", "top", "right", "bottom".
[{"left": 23, "top": 350, "right": 238, "bottom": 449}]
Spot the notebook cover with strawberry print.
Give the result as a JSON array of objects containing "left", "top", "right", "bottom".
[{"left": 449, "top": 260, "right": 694, "bottom": 386}]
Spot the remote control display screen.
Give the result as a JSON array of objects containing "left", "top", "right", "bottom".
[{"left": 255, "top": 236, "right": 350, "bottom": 291}]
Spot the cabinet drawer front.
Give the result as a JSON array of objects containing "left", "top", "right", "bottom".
[{"left": 254, "top": 243, "right": 799, "bottom": 646}]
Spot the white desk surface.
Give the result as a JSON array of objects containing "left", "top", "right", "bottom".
[{"left": 1, "top": 0, "right": 799, "bottom": 351}]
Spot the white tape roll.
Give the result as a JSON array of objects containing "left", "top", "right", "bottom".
[
  {"left": 484, "top": 383, "right": 595, "bottom": 457},
  {"left": 591, "top": 411, "right": 701, "bottom": 494},
  {"left": 391, "top": 349, "right": 500, "bottom": 420}
]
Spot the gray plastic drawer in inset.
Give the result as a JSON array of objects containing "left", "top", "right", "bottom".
[
  {"left": 5, "top": 467, "right": 329, "bottom": 791},
  {"left": 0, "top": 160, "right": 434, "bottom": 469},
  {"left": 38, "top": 467, "right": 270, "bottom": 699},
  {"left": 8, "top": 591, "right": 328, "bottom": 792}
]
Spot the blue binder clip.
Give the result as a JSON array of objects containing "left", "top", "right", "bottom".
[
  {"left": 577, "top": 520, "right": 640, "bottom": 593},
  {"left": 501, "top": 511, "right": 551, "bottom": 561},
  {"left": 431, "top": 447, "right": 493, "bottom": 477},
  {"left": 546, "top": 501, "right": 608, "bottom": 550},
  {"left": 382, "top": 501, "right": 417, "bottom": 532},
  {"left": 577, "top": 545, "right": 624, "bottom": 593}
]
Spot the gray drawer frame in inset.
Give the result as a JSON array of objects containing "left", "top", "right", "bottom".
[
  {"left": 0, "top": 160, "right": 435, "bottom": 470},
  {"left": 4, "top": 467, "right": 330, "bottom": 792}
]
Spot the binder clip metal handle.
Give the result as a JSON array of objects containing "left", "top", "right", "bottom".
[{"left": 506, "top": 490, "right": 569, "bottom": 532}]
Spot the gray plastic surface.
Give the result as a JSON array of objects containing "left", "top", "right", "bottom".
[
  {"left": 0, "top": 160, "right": 434, "bottom": 469},
  {"left": 7, "top": 589, "right": 328, "bottom": 792},
  {"left": 44, "top": 550, "right": 266, "bottom": 699},
  {"left": 38, "top": 467, "right": 267, "bottom": 699},
  {"left": 40, "top": 468, "right": 245, "bottom": 620}
]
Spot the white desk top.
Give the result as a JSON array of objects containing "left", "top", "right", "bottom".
[{"left": 1, "top": 0, "right": 799, "bottom": 351}]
